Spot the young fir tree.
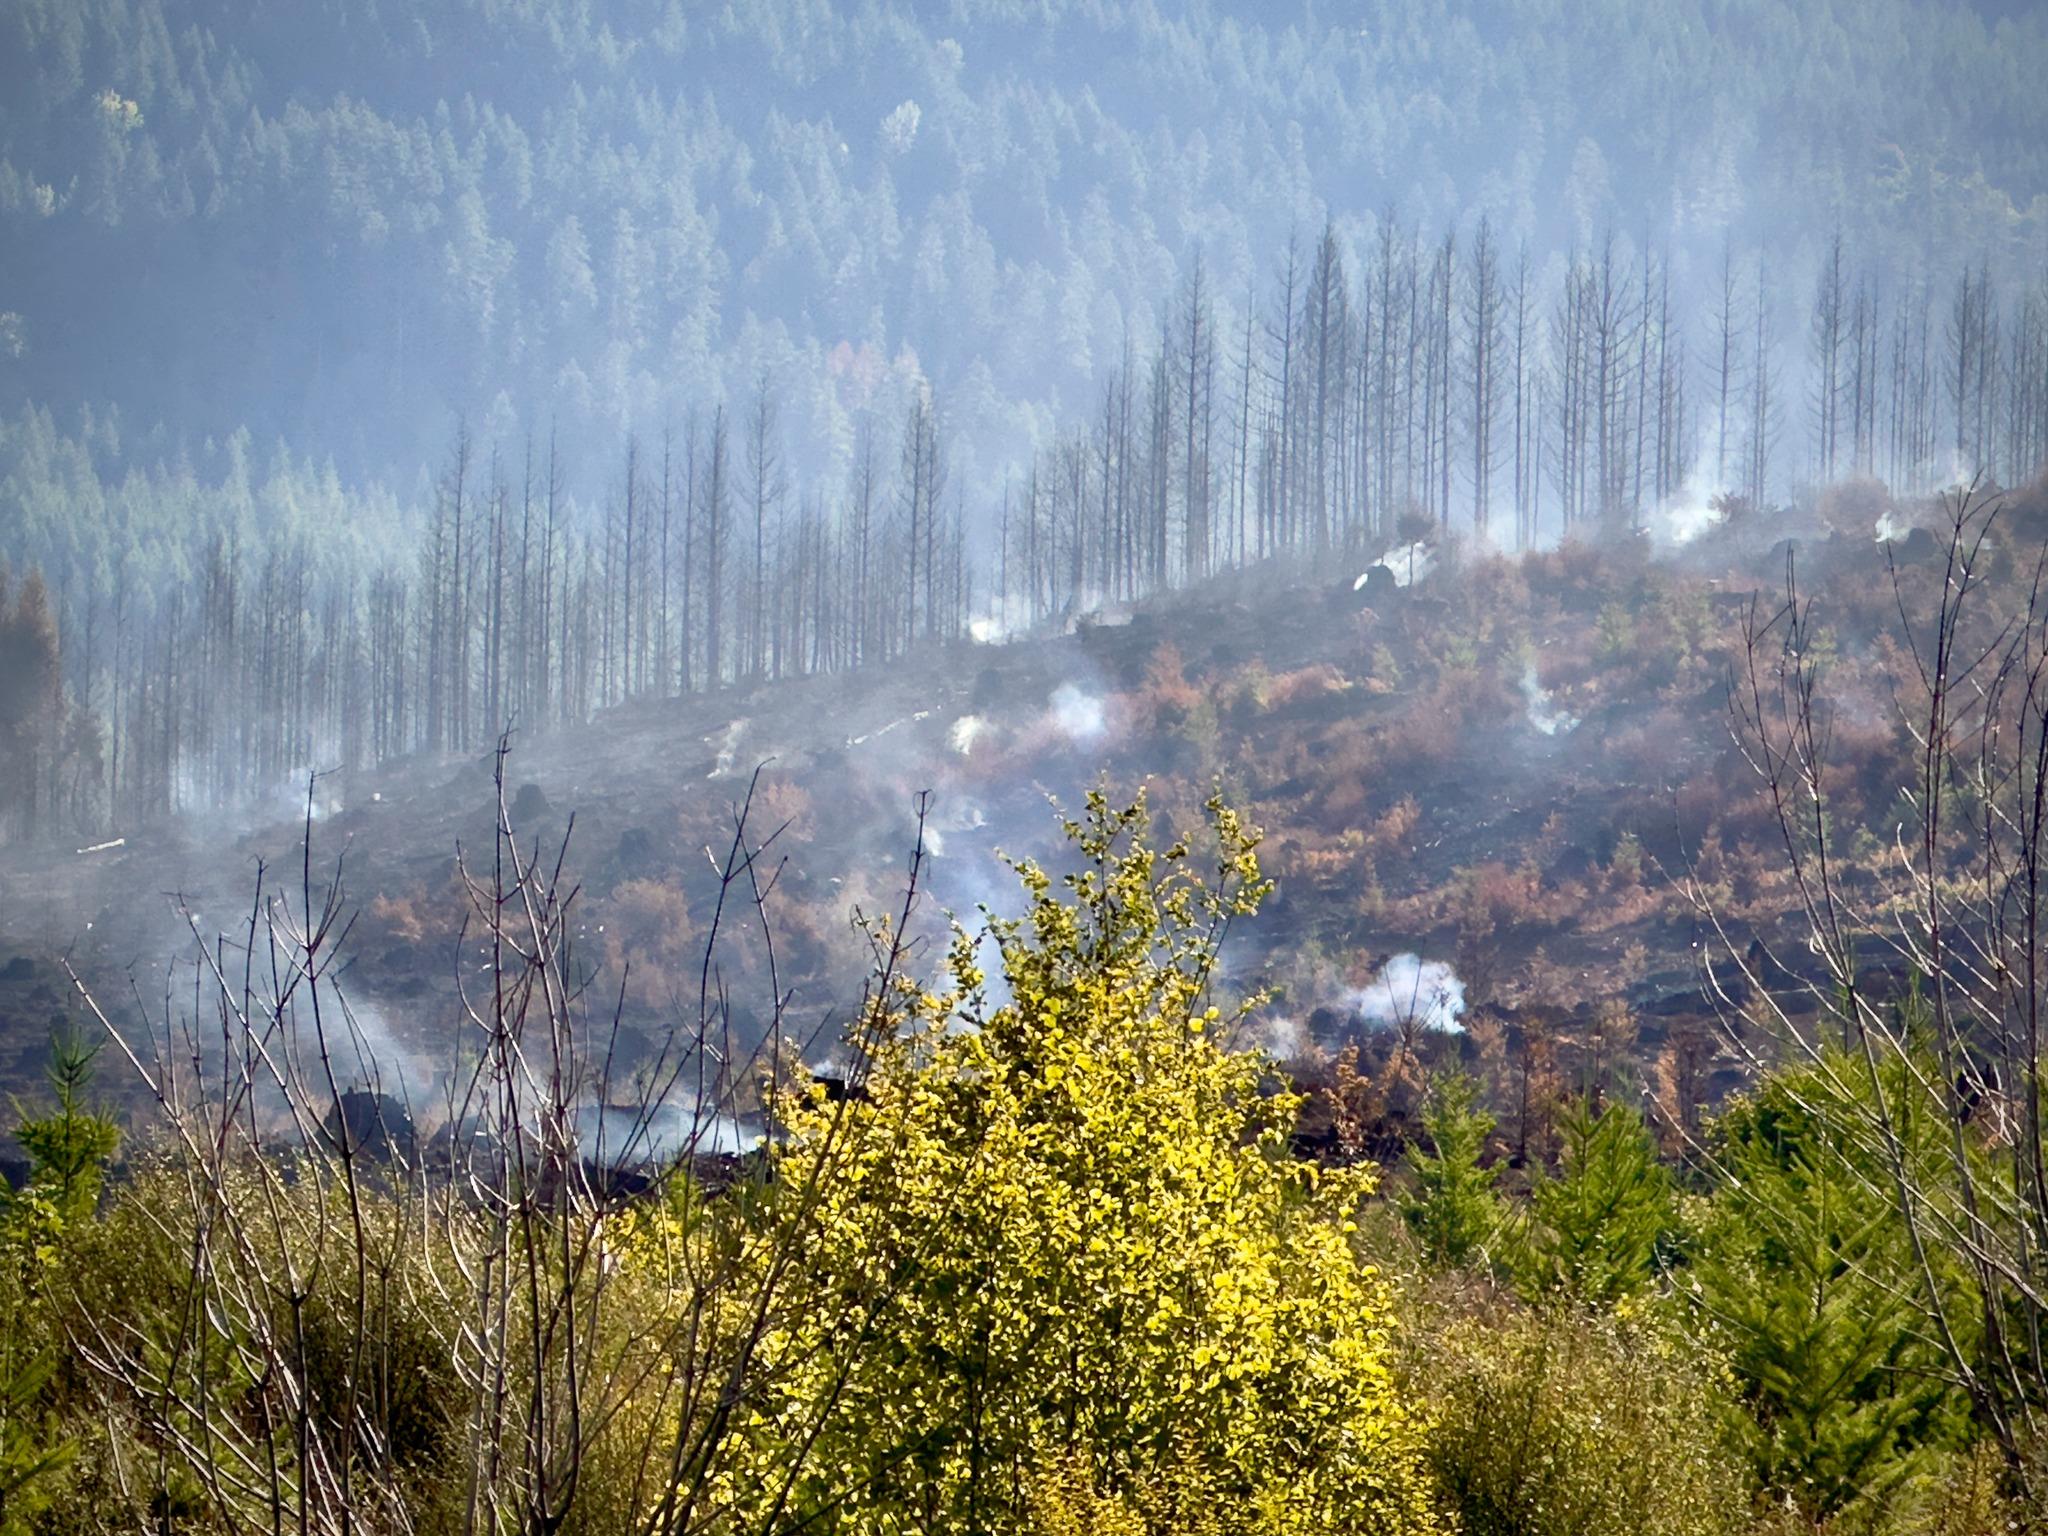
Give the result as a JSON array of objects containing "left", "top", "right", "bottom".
[
  {"left": 1686, "top": 1048, "right": 1970, "bottom": 1524},
  {"left": 1521, "top": 1099, "right": 1675, "bottom": 1304},
  {"left": 8, "top": 1034, "right": 119, "bottom": 1227},
  {"left": 0, "top": 1033, "right": 119, "bottom": 1530},
  {"left": 1403, "top": 1070, "right": 1503, "bottom": 1269}
]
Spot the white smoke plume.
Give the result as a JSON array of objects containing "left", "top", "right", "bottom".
[
  {"left": 1645, "top": 468, "right": 1729, "bottom": 546},
  {"left": 573, "top": 1100, "right": 761, "bottom": 1161},
  {"left": 1653, "top": 491, "right": 1724, "bottom": 545},
  {"left": 1520, "top": 666, "right": 1579, "bottom": 736},
  {"left": 707, "top": 719, "right": 747, "bottom": 777},
  {"left": 1356, "top": 540, "right": 1435, "bottom": 589},
  {"left": 921, "top": 797, "right": 990, "bottom": 861},
  {"left": 949, "top": 714, "right": 988, "bottom": 756},
  {"left": 1346, "top": 954, "right": 1467, "bottom": 1034},
  {"left": 1049, "top": 683, "right": 1107, "bottom": 744},
  {"left": 1254, "top": 1012, "right": 1308, "bottom": 1061},
  {"left": 1911, "top": 445, "right": 1978, "bottom": 495},
  {"left": 339, "top": 996, "right": 434, "bottom": 1099}
]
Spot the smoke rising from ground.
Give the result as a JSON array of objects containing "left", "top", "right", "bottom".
[
  {"left": 1520, "top": 667, "right": 1579, "bottom": 737},
  {"left": 572, "top": 1101, "right": 761, "bottom": 1162},
  {"left": 708, "top": 720, "right": 748, "bottom": 777},
  {"left": 949, "top": 715, "right": 988, "bottom": 756},
  {"left": 1049, "top": 683, "right": 1107, "bottom": 744},
  {"left": 1253, "top": 1012, "right": 1308, "bottom": 1061},
  {"left": 1346, "top": 955, "right": 1467, "bottom": 1035}
]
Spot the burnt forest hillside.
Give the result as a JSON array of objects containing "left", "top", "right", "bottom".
[
  {"left": 12, "top": 5, "right": 2048, "bottom": 1529},
  {"left": 8, "top": 468, "right": 2039, "bottom": 1165}
]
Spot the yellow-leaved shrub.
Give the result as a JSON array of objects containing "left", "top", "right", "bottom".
[{"left": 702, "top": 790, "right": 1442, "bottom": 1536}]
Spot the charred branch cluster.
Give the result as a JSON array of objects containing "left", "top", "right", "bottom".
[
  {"left": 1722, "top": 485, "right": 2048, "bottom": 1488},
  {"left": 52, "top": 754, "right": 921, "bottom": 1535}
]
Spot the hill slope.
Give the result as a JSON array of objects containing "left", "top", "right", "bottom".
[{"left": 11, "top": 474, "right": 2039, "bottom": 1142}]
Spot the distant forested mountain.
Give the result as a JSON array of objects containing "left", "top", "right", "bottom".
[{"left": 2, "top": 0, "right": 2044, "bottom": 495}]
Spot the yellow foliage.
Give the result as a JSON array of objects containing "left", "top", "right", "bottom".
[{"left": 693, "top": 790, "right": 1442, "bottom": 1535}]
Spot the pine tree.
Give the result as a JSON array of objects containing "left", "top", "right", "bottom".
[
  {"left": 1521, "top": 1100, "right": 1673, "bottom": 1303},
  {"left": 1685, "top": 1052, "right": 1968, "bottom": 1523},
  {"left": 1403, "top": 1070, "right": 1503, "bottom": 1269},
  {"left": 0, "top": 1033, "right": 120, "bottom": 1529},
  {"left": 7, "top": 1032, "right": 120, "bottom": 1224}
]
